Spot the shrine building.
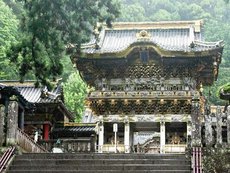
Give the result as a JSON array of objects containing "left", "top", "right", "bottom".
[
  {"left": 71, "top": 20, "right": 224, "bottom": 153},
  {"left": 0, "top": 81, "right": 73, "bottom": 147}
]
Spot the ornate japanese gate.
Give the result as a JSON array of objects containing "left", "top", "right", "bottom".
[{"left": 71, "top": 20, "right": 224, "bottom": 153}]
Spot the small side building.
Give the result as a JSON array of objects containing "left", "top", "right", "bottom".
[{"left": 51, "top": 107, "right": 97, "bottom": 152}]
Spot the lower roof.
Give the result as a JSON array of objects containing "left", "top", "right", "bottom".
[{"left": 53, "top": 126, "right": 95, "bottom": 133}]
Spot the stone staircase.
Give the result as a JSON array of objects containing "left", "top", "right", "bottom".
[{"left": 7, "top": 153, "right": 191, "bottom": 173}]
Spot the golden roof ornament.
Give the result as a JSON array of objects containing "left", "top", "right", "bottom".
[{"left": 136, "top": 30, "right": 151, "bottom": 41}]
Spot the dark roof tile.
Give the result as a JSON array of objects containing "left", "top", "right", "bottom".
[
  {"left": 53, "top": 126, "right": 95, "bottom": 133},
  {"left": 81, "top": 21, "right": 223, "bottom": 55},
  {"left": 0, "top": 82, "right": 62, "bottom": 104},
  {"left": 18, "top": 86, "right": 61, "bottom": 103}
]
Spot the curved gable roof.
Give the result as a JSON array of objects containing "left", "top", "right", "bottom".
[
  {"left": 80, "top": 20, "right": 223, "bottom": 57},
  {"left": 0, "top": 81, "right": 62, "bottom": 104}
]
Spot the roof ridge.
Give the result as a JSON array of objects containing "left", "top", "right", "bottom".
[
  {"left": 111, "top": 20, "right": 202, "bottom": 25},
  {"left": 106, "top": 20, "right": 203, "bottom": 32}
]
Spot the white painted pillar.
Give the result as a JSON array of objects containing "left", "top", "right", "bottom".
[
  {"left": 189, "top": 26, "right": 195, "bottom": 43},
  {"left": 124, "top": 122, "right": 130, "bottom": 153},
  {"left": 98, "top": 122, "right": 104, "bottom": 153},
  {"left": 113, "top": 123, "right": 118, "bottom": 153},
  {"left": 160, "top": 122, "right": 165, "bottom": 154}
]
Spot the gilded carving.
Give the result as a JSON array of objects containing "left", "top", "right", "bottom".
[
  {"left": 89, "top": 99, "right": 192, "bottom": 115},
  {"left": 136, "top": 30, "right": 151, "bottom": 41}
]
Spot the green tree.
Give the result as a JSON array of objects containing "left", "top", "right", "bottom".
[
  {"left": 119, "top": 3, "right": 146, "bottom": 22},
  {"left": 204, "top": 68, "right": 230, "bottom": 105},
  {"left": 0, "top": 0, "right": 19, "bottom": 79},
  {"left": 150, "top": 9, "right": 173, "bottom": 21},
  {"left": 61, "top": 55, "right": 75, "bottom": 82},
  {"left": 3, "top": 0, "right": 24, "bottom": 18},
  {"left": 7, "top": 0, "right": 120, "bottom": 87},
  {"left": 63, "top": 72, "right": 88, "bottom": 122}
]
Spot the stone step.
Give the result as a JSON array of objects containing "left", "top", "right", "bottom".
[
  {"left": 9, "top": 164, "right": 191, "bottom": 171},
  {"left": 15, "top": 153, "right": 188, "bottom": 160},
  {"left": 12, "top": 158, "right": 190, "bottom": 165},
  {"left": 8, "top": 171, "right": 191, "bottom": 173},
  {"left": 7, "top": 153, "right": 191, "bottom": 173}
]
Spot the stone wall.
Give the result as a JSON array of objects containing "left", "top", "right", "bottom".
[{"left": 203, "top": 105, "right": 230, "bottom": 147}]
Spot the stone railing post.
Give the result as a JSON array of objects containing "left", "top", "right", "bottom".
[
  {"left": 216, "top": 106, "right": 222, "bottom": 147},
  {"left": 205, "top": 106, "right": 213, "bottom": 146},
  {"left": 205, "top": 114, "right": 213, "bottom": 146}
]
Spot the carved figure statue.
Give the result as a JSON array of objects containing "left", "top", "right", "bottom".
[{"left": 171, "top": 132, "right": 181, "bottom": 144}]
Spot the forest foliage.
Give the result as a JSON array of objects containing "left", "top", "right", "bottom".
[
  {"left": 0, "top": 0, "right": 120, "bottom": 119},
  {"left": 0, "top": 0, "right": 229, "bottom": 119},
  {"left": 2, "top": 0, "right": 120, "bottom": 87},
  {"left": 0, "top": 0, "right": 20, "bottom": 79}
]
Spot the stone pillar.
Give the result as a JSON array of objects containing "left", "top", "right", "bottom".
[
  {"left": 6, "top": 100, "right": 18, "bottom": 145},
  {"left": 191, "top": 98, "right": 201, "bottom": 146},
  {"left": 160, "top": 121, "right": 165, "bottom": 153},
  {"left": 216, "top": 106, "right": 222, "bottom": 147},
  {"left": 0, "top": 105, "right": 5, "bottom": 146},
  {"left": 98, "top": 116, "right": 104, "bottom": 153},
  {"left": 124, "top": 121, "right": 130, "bottom": 153},
  {"left": 227, "top": 106, "right": 230, "bottom": 146},
  {"left": 205, "top": 114, "right": 213, "bottom": 146}
]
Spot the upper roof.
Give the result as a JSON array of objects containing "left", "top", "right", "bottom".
[{"left": 80, "top": 20, "right": 223, "bottom": 57}]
